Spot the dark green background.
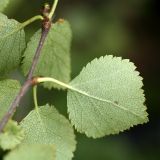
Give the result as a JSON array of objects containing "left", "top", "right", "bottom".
[{"left": 1, "top": 0, "right": 160, "bottom": 159}]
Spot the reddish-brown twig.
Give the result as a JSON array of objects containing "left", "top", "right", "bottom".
[{"left": 0, "top": 4, "right": 52, "bottom": 132}]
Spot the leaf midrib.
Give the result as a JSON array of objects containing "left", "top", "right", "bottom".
[{"left": 69, "top": 85, "right": 146, "bottom": 120}]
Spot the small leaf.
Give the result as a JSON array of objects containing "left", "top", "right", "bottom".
[
  {"left": 0, "top": 120, "right": 24, "bottom": 150},
  {"left": 4, "top": 144, "right": 55, "bottom": 160},
  {"left": 20, "top": 105, "right": 76, "bottom": 160},
  {"left": 22, "top": 20, "right": 71, "bottom": 89},
  {"left": 0, "top": 13, "right": 26, "bottom": 75},
  {"left": 67, "top": 55, "right": 148, "bottom": 138},
  {"left": 0, "top": 0, "right": 10, "bottom": 12},
  {"left": 0, "top": 79, "right": 21, "bottom": 119}
]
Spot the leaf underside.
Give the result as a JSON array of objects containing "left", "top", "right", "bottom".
[
  {"left": 0, "top": 13, "right": 26, "bottom": 75},
  {"left": 67, "top": 55, "right": 148, "bottom": 138},
  {"left": 22, "top": 20, "right": 72, "bottom": 89},
  {"left": 20, "top": 105, "right": 76, "bottom": 160},
  {"left": 0, "top": 79, "right": 21, "bottom": 120},
  {"left": 4, "top": 144, "right": 55, "bottom": 160}
]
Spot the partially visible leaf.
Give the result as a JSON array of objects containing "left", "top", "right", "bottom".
[
  {"left": 20, "top": 105, "right": 76, "bottom": 160},
  {"left": 0, "top": 120, "right": 24, "bottom": 150},
  {"left": 67, "top": 55, "right": 148, "bottom": 138},
  {"left": 4, "top": 144, "right": 55, "bottom": 160},
  {"left": 0, "top": 0, "right": 10, "bottom": 12},
  {"left": 22, "top": 20, "right": 72, "bottom": 89},
  {"left": 0, "top": 13, "right": 26, "bottom": 75},
  {"left": 0, "top": 79, "right": 20, "bottom": 119}
]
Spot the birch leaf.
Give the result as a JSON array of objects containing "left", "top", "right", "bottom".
[
  {"left": 20, "top": 105, "right": 76, "bottom": 160},
  {"left": 0, "top": 13, "right": 26, "bottom": 75},
  {"left": 67, "top": 55, "right": 148, "bottom": 138},
  {"left": 22, "top": 20, "right": 71, "bottom": 89},
  {"left": 4, "top": 144, "right": 55, "bottom": 160}
]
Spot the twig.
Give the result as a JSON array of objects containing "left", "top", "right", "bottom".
[
  {"left": 27, "top": 3, "right": 52, "bottom": 80},
  {"left": 27, "top": 20, "right": 51, "bottom": 80},
  {"left": 0, "top": 4, "right": 52, "bottom": 132},
  {"left": 0, "top": 79, "right": 34, "bottom": 132}
]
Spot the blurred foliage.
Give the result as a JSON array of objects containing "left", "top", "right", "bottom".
[{"left": 1, "top": 0, "right": 159, "bottom": 159}]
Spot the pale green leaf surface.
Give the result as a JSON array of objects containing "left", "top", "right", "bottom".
[
  {"left": 22, "top": 20, "right": 71, "bottom": 89},
  {"left": 67, "top": 55, "right": 148, "bottom": 138},
  {"left": 0, "top": 120, "right": 24, "bottom": 150},
  {"left": 0, "top": 79, "right": 20, "bottom": 119},
  {"left": 20, "top": 105, "right": 76, "bottom": 160},
  {"left": 4, "top": 144, "right": 55, "bottom": 160},
  {"left": 0, "top": 0, "right": 10, "bottom": 12},
  {"left": 0, "top": 13, "right": 26, "bottom": 75}
]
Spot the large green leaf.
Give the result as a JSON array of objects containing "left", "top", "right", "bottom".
[
  {"left": 0, "top": 0, "right": 10, "bottom": 12},
  {"left": 0, "top": 120, "right": 24, "bottom": 150},
  {"left": 0, "top": 13, "right": 26, "bottom": 75},
  {"left": 22, "top": 20, "right": 72, "bottom": 89},
  {"left": 20, "top": 105, "right": 76, "bottom": 160},
  {"left": 67, "top": 55, "right": 148, "bottom": 138},
  {"left": 0, "top": 79, "right": 21, "bottom": 119},
  {"left": 4, "top": 144, "right": 55, "bottom": 160}
]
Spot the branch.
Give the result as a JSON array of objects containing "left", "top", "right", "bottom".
[
  {"left": 0, "top": 79, "right": 34, "bottom": 132},
  {"left": 27, "top": 3, "right": 52, "bottom": 80},
  {"left": 0, "top": 4, "right": 52, "bottom": 132},
  {"left": 27, "top": 19, "right": 51, "bottom": 80}
]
